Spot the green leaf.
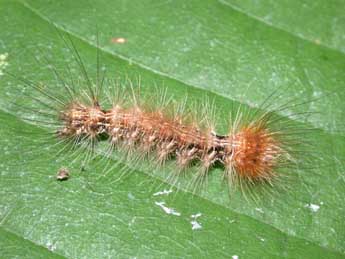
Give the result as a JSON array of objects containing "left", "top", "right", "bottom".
[
  {"left": 0, "top": 228, "right": 65, "bottom": 259},
  {"left": 220, "top": 0, "right": 345, "bottom": 53},
  {"left": 0, "top": 0, "right": 344, "bottom": 258}
]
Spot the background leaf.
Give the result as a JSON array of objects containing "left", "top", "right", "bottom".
[{"left": 0, "top": 0, "right": 344, "bottom": 258}]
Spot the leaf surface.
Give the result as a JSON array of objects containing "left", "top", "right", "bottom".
[{"left": 0, "top": 0, "right": 344, "bottom": 258}]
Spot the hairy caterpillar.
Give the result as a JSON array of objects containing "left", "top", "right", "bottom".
[
  {"left": 1, "top": 3, "right": 344, "bottom": 258},
  {"left": 5, "top": 29, "right": 314, "bottom": 197}
]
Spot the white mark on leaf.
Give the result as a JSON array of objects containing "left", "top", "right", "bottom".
[
  {"left": 155, "top": 201, "right": 181, "bottom": 216},
  {"left": 305, "top": 203, "right": 321, "bottom": 212},
  {"left": 127, "top": 192, "right": 135, "bottom": 200},
  {"left": 46, "top": 240, "right": 57, "bottom": 251},
  {"left": 153, "top": 189, "right": 173, "bottom": 196},
  {"left": 0, "top": 53, "right": 9, "bottom": 76},
  {"left": 190, "top": 213, "right": 202, "bottom": 230},
  {"left": 255, "top": 207, "right": 264, "bottom": 213}
]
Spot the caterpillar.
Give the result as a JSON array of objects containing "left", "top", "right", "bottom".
[
  {"left": 5, "top": 30, "right": 313, "bottom": 196},
  {"left": 57, "top": 90, "right": 285, "bottom": 183},
  {"left": 1, "top": 4, "right": 344, "bottom": 259}
]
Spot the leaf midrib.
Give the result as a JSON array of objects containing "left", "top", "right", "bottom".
[
  {"left": 0, "top": 226, "right": 68, "bottom": 259},
  {"left": 217, "top": 0, "right": 345, "bottom": 55}
]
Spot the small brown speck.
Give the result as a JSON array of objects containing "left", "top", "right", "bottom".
[{"left": 56, "top": 168, "right": 70, "bottom": 181}]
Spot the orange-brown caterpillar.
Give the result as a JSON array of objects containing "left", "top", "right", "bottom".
[
  {"left": 7, "top": 32, "right": 311, "bottom": 194},
  {"left": 57, "top": 97, "right": 286, "bottom": 184}
]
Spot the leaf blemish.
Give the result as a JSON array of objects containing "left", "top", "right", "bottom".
[
  {"left": 153, "top": 189, "right": 173, "bottom": 196},
  {"left": 111, "top": 37, "right": 126, "bottom": 44},
  {"left": 190, "top": 213, "right": 202, "bottom": 230},
  {"left": 305, "top": 203, "right": 321, "bottom": 212},
  {"left": 155, "top": 201, "right": 181, "bottom": 216},
  {"left": 0, "top": 53, "right": 9, "bottom": 76}
]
